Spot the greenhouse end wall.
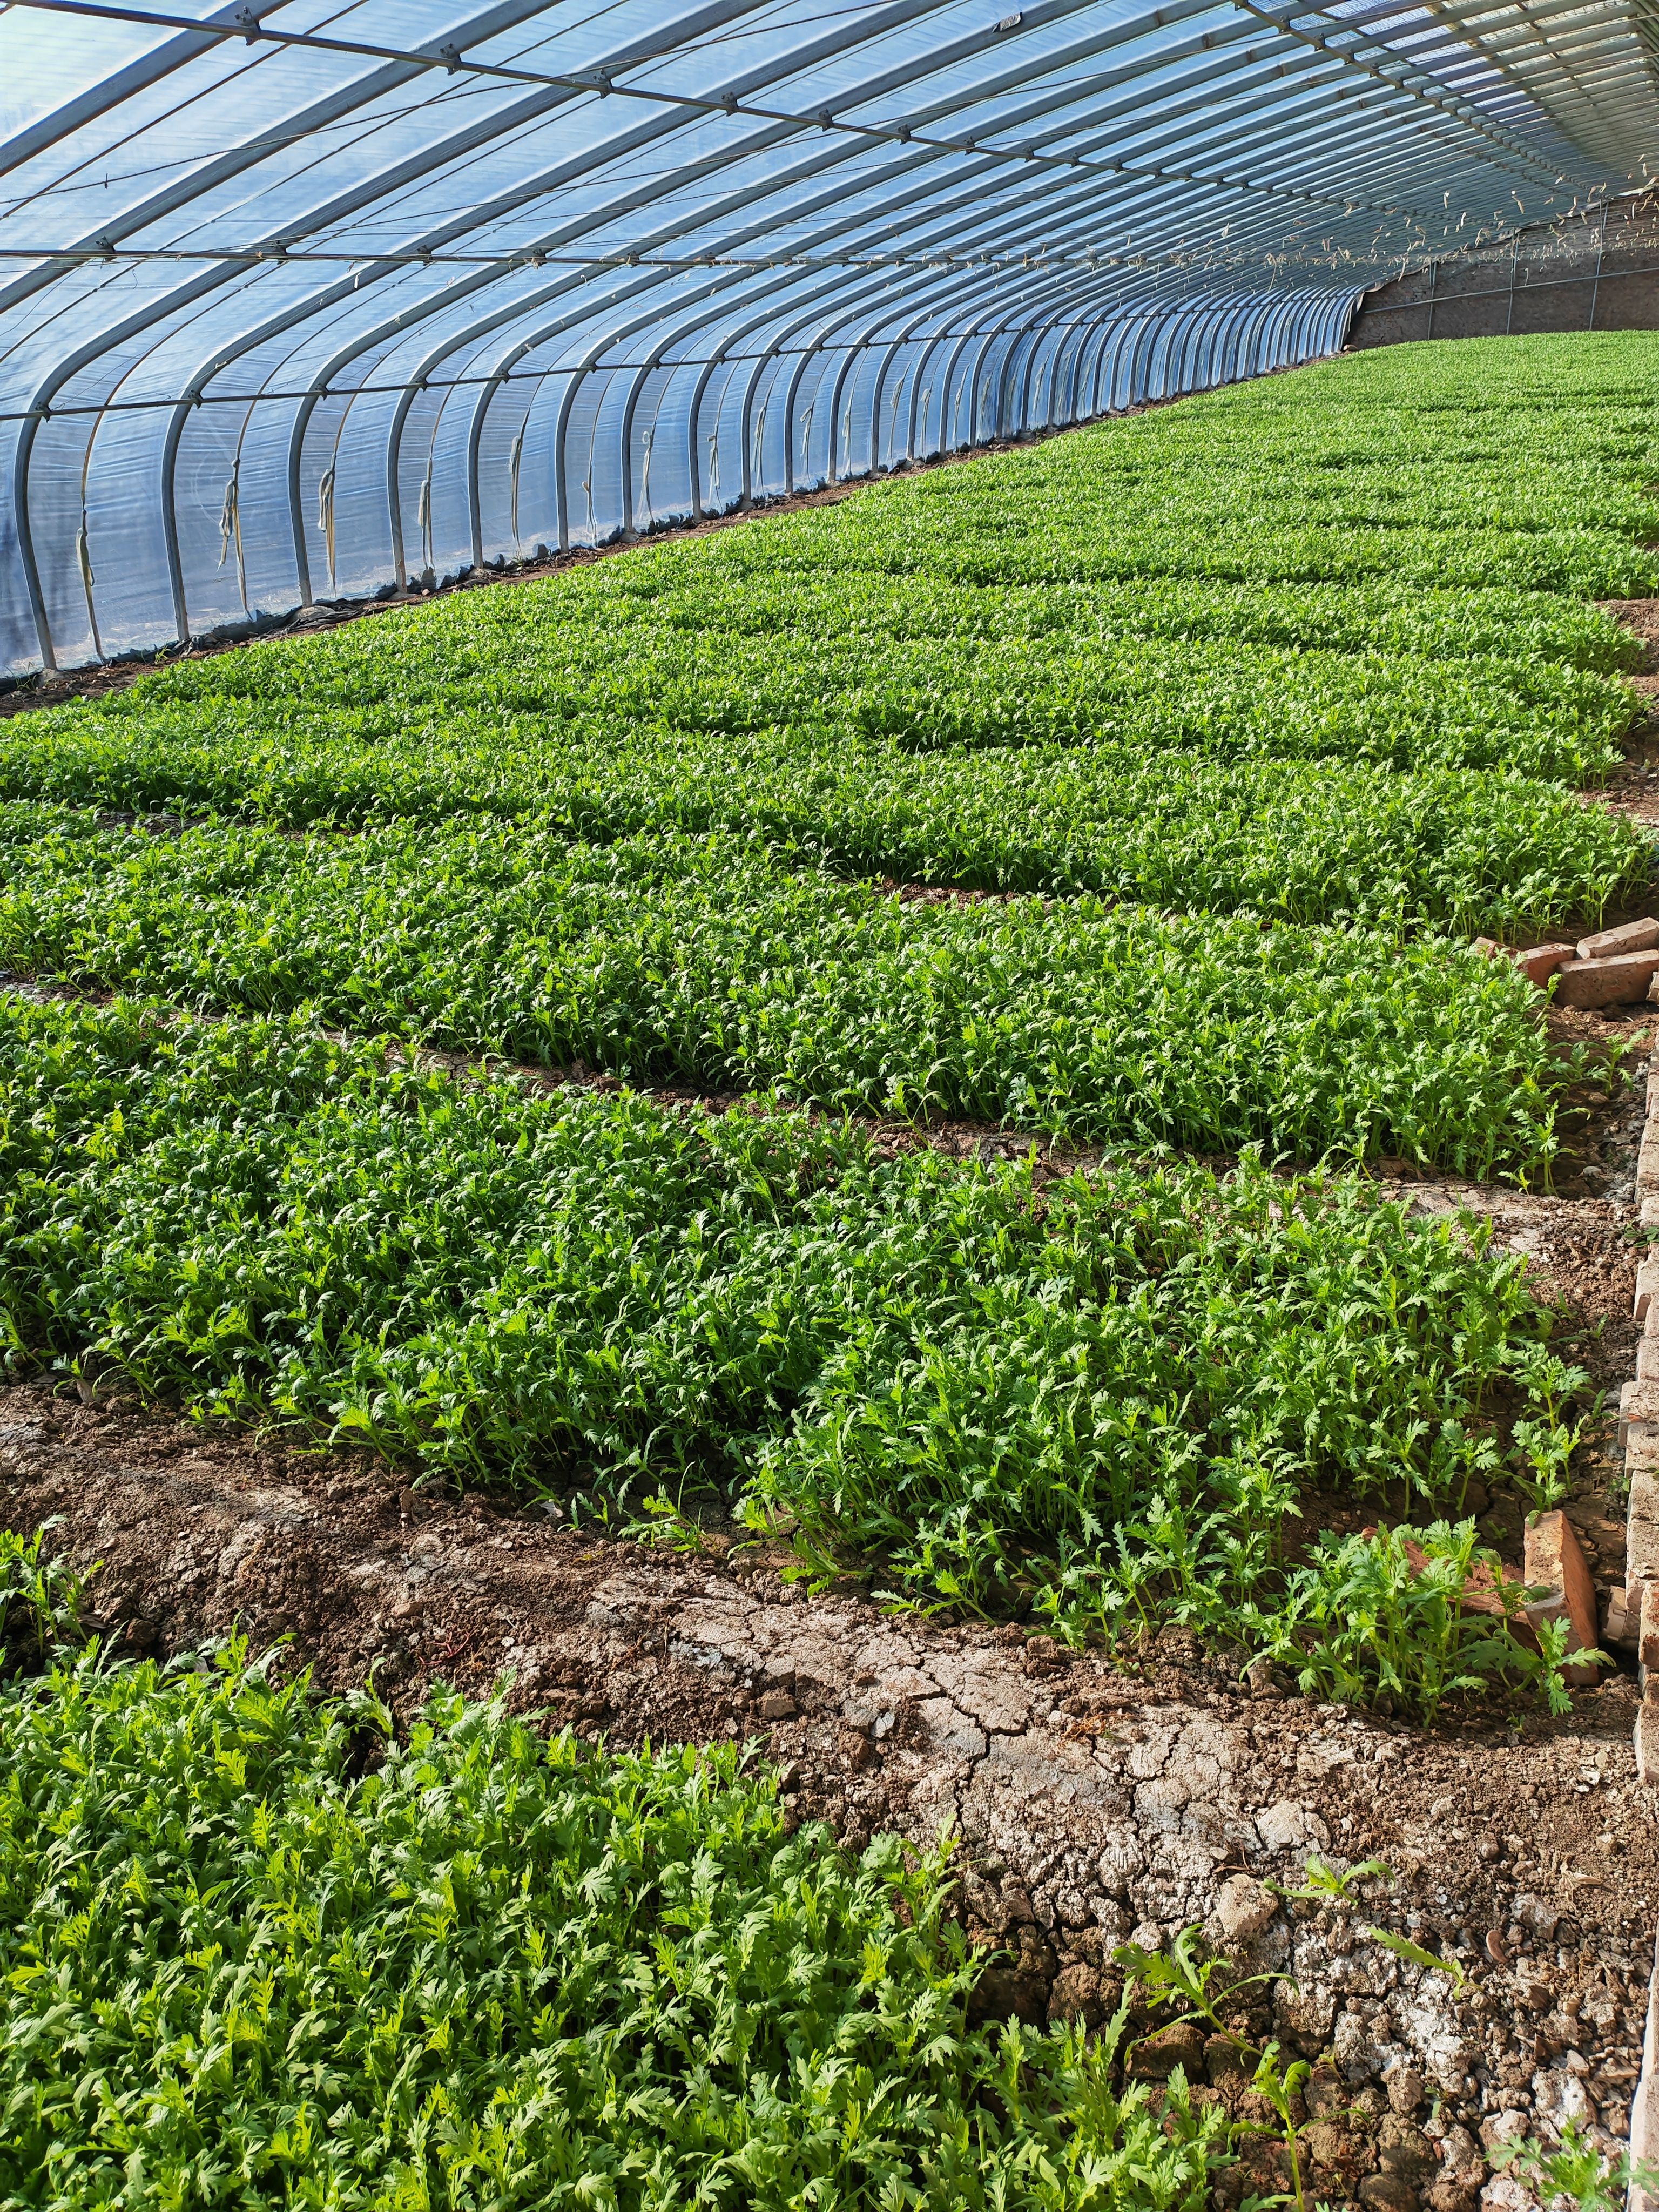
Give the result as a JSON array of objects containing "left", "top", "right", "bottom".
[{"left": 1351, "top": 197, "right": 1659, "bottom": 348}]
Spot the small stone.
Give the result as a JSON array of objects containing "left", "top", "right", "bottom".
[
  {"left": 1531, "top": 2067, "right": 1595, "bottom": 2130},
  {"left": 1437, "top": 2126, "right": 1486, "bottom": 2189},
  {"left": 1257, "top": 1798, "right": 1328, "bottom": 1851},
  {"left": 1555, "top": 949, "right": 1659, "bottom": 1008},
  {"left": 1578, "top": 916, "right": 1659, "bottom": 962},
  {"left": 1513, "top": 1894, "right": 1561, "bottom": 1940},
  {"left": 1481, "top": 2110, "right": 1530, "bottom": 2154},
  {"left": 838, "top": 1727, "right": 875, "bottom": 1772},
  {"left": 1386, "top": 2066, "right": 1427, "bottom": 2116},
  {"left": 758, "top": 1689, "right": 797, "bottom": 1721},
  {"left": 1484, "top": 2177, "right": 1538, "bottom": 2212},
  {"left": 1215, "top": 1874, "right": 1279, "bottom": 1943}
]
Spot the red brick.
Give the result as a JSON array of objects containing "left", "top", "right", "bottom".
[
  {"left": 1628, "top": 1934, "right": 1659, "bottom": 2212},
  {"left": 1604, "top": 1583, "right": 1640, "bottom": 1650},
  {"left": 1630, "top": 1481, "right": 1659, "bottom": 1581},
  {"left": 1554, "top": 950, "right": 1659, "bottom": 1007},
  {"left": 1523, "top": 1510, "right": 1601, "bottom": 1681},
  {"left": 1512, "top": 944, "right": 1577, "bottom": 988},
  {"left": 1622, "top": 1379, "right": 1659, "bottom": 1444},
  {"left": 1578, "top": 916, "right": 1659, "bottom": 961}
]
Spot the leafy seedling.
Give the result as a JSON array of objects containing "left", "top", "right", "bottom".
[
  {"left": 1364, "top": 1926, "right": 1465, "bottom": 1991},
  {"left": 1116, "top": 1926, "right": 1314, "bottom": 2212},
  {"left": 1491, "top": 2118, "right": 1659, "bottom": 2212},
  {"left": 1278, "top": 1853, "right": 1393, "bottom": 1903}
]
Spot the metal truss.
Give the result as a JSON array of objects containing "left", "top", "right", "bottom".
[{"left": 0, "top": 0, "right": 1651, "bottom": 674}]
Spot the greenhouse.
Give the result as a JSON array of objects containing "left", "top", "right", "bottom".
[
  {"left": 6, "top": 6, "right": 1659, "bottom": 2210},
  {"left": 2, "top": 0, "right": 1653, "bottom": 673}
]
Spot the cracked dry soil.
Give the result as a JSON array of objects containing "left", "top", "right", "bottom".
[{"left": 2, "top": 1364, "right": 1654, "bottom": 2212}]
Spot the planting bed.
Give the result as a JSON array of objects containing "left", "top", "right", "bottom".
[
  {"left": 1, "top": 1372, "right": 1653, "bottom": 2210},
  {"left": 6, "top": 332, "right": 1659, "bottom": 2208}
]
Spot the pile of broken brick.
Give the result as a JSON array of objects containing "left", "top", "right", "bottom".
[
  {"left": 1475, "top": 916, "right": 1659, "bottom": 1006},
  {"left": 1365, "top": 1512, "right": 1601, "bottom": 1681}
]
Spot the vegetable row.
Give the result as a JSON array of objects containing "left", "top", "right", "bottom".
[
  {"left": 0, "top": 812, "right": 1564, "bottom": 1173},
  {"left": 0, "top": 997, "right": 1574, "bottom": 1617},
  {"left": 5, "top": 1577, "right": 1209, "bottom": 2210}
]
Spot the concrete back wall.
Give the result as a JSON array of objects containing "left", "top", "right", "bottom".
[{"left": 1348, "top": 195, "right": 1659, "bottom": 347}]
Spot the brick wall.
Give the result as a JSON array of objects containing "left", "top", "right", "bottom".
[{"left": 1348, "top": 195, "right": 1659, "bottom": 347}]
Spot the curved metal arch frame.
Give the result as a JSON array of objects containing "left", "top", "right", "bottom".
[
  {"left": 63, "top": 0, "right": 980, "bottom": 618},
  {"left": 16, "top": 0, "right": 1530, "bottom": 444},
  {"left": 426, "top": 129, "right": 1250, "bottom": 551},
  {"left": 4, "top": 0, "right": 1647, "bottom": 670},
  {"left": 177, "top": 0, "right": 1179, "bottom": 606}
]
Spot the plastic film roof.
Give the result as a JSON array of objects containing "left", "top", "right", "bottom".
[{"left": 1, "top": 0, "right": 1655, "bottom": 674}]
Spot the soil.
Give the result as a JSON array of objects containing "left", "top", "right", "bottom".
[
  {"left": 1, "top": 1371, "right": 1650, "bottom": 2206},
  {"left": 1, "top": 482, "right": 1655, "bottom": 2211},
  {"left": 1593, "top": 599, "right": 1659, "bottom": 833}
]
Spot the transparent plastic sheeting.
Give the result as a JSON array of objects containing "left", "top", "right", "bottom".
[{"left": 0, "top": 1, "right": 1651, "bottom": 675}]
